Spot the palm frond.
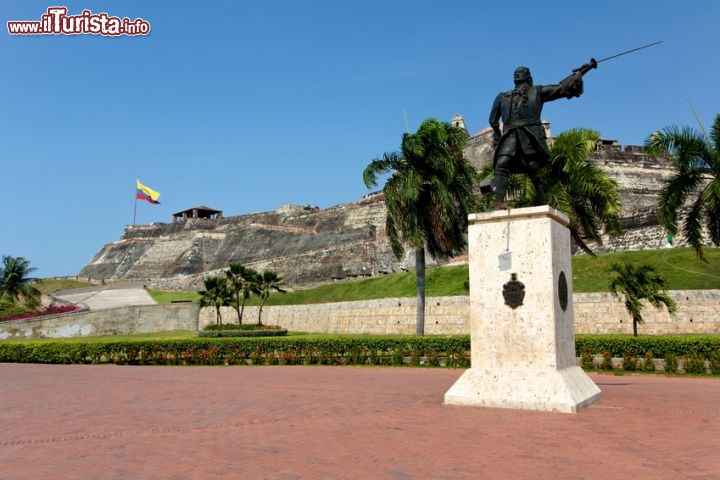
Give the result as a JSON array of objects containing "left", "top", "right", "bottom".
[
  {"left": 703, "top": 179, "right": 720, "bottom": 245},
  {"left": 544, "top": 128, "right": 619, "bottom": 252},
  {"left": 710, "top": 114, "right": 720, "bottom": 156},
  {"left": 656, "top": 169, "right": 705, "bottom": 234},
  {"left": 681, "top": 198, "right": 707, "bottom": 261},
  {"left": 646, "top": 126, "right": 712, "bottom": 171},
  {"left": 363, "top": 152, "right": 404, "bottom": 188}
]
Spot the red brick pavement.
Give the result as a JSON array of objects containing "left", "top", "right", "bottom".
[{"left": 0, "top": 364, "right": 718, "bottom": 479}]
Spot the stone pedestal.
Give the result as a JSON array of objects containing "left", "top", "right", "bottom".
[{"left": 444, "top": 206, "right": 601, "bottom": 413}]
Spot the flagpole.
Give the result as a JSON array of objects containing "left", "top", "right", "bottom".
[{"left": 133, "top": 179, "right": 137, "bottom": 226}]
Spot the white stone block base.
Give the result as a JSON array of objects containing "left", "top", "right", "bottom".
[
  {"left": 444, "top": 366, "right": 601, "bottom": 413},
  {"left": 444, "top": 206, "right": 601, "bottom": 413}
]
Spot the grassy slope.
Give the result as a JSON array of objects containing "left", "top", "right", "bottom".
[
  {"left": 148, "top": 290, "right": 201, "bottom": 304},
  {"left": 571, "top": 247, "right": 720, "bottom": 292},
  {"left": 33, "top": 279, "right": 94, "bottom": 294},
  {"left": 37, "top": 248, "right": 718, "bottom": 306},
  {"left": 144, "top": 247, "right": 719, "bottom": 305}
]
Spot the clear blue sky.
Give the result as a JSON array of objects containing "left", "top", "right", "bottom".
[{"left": 2, "top": 1, "right": 718, "bottom": 278}]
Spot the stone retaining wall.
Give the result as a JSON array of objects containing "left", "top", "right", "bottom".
[
  {"left": 574, "top": 290, "right": 720, "bottom": 335},
  {"left": 200, "top": 290, "right": 720, "bottom": 335},
  {"left": 3, "top": 289, "right": 715, "bottom": 340},
  {"left": 0, "top": 303, "right": 199, "bottom": 340},
  {"left": 200, "top": 296, "right": 470, "bottom": 335}
]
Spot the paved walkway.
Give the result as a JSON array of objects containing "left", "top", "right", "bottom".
[
  {"left": 1, "top": 365, "right": 718, "bottom": 479},
  {"left": 52, "top": 285, "right": 156, "bottom": 310}
]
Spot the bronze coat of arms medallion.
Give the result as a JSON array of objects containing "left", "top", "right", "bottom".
[{"left": 502, "top": 273, "right": 525, "bottom": 309}]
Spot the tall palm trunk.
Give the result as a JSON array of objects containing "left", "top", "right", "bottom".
[
  {"left": 234, "top": 292, "right": 242, "bottom": 325},
  {"left": 633, "top": 315, "right": 640, "bottom": 337},
  {"left": 415, "top": 247, "right": 426, "bottom": 336},
  {"left": 257, "top": 299, "right": 266, "bottom": 326},
  {"left": 239, "top": 296, "right": 246, "bottom": 324}
]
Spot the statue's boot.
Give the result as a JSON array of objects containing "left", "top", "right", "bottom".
[
  {"left": 532, "top": 177, "right": 546, "bottom": 206},
  {"left": 493, "top": 173, "right": 510, "bottom": 209}
]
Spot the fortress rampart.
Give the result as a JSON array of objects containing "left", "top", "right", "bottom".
[{"left": 80, "top": 126, "right": 684, "bottom": 290}]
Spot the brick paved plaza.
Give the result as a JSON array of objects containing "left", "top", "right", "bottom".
[{"left": 1, "top": 364, "right": 718, "bottom": 479}]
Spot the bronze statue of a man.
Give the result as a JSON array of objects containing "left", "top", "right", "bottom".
[{"left": 489, "top": 66, "right": 585, "bottom": 206}]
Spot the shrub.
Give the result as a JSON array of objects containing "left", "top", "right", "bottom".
[
  {"left": 204, "top": 324, "right": 281, "bottom": 331},
  {"left": 600, "top": 352, "right": 614, "bottom": 370},
  {"left": 198, "top": 329, "right": 288, "bottom": 338},
  {"left": 641, "top": 352, "right": 656, "bottom": 372},
  {"left": 580, "top": 350, "right": 594, "bottom": 369},
  {"left": 710, "top": 351, "right": 720, "bottom": 375},
  {"left": 664, "top": 353, "right": 678, "bottom": 373},
  {"left": 622, "top": 354, "right": 638, "bottom": 371},
  {"left": 684, "top": 356, "right": 707, "bottom": 375}
]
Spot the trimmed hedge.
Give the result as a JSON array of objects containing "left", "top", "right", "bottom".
[
  {"left": 204, "top": 324, "right": 283, "bottom": 331},
  {"left": 575, "top": 334, "right": 720, "bottom": 358},
  {"left": 198, "top": 329, "right": 288, "bottom": 338},
  {"left": 0, "top": 335, "right": 718, "bottom": 370},
  {"left": 0, "top": 335, "right": 472, "bottom": 367}
]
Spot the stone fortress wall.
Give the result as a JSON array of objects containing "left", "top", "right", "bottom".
[
  {"left": 193, "top": 290, "right": 719, "bottom": 336},
  {"left": 79, "top": 121, "right": 685, "bottom": 290},
  {"left": 4, "top": 289, "right": 716, "bottom": 340}
]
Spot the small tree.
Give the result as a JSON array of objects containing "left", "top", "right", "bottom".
[
  {"left": 608, "top": 261, "right": 677, "bottom": 336},
  {"left": 198, "top": 275, "right": 232, "bottom": 325},
  {"left": 0, "top": 255, "right": 41, "bottom": 307},
  {"left": 363, "top": 118, "right": 479, "bottom": 335},
  {"left": 225, "top": 263, "right": 259, "bottom": 325},
  {"left": 255, "top": 270, "right": 286, "bottom": 326}
]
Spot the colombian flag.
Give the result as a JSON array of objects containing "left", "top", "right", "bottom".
[{"left": 136, "top": 179, "right": 161, "bottom": 204}]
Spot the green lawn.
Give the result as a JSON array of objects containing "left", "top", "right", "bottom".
[
  {"left": 64, "top": 247, "right": 720, "bottom": 306},
  {"left": 271, "top": 247, "right": 718, "bottom": 302},
  {"left": 572, "top": 247, "right": 720, "bottom": 292},
  {"left": 34, "top": 278, "right": 94, "bottom": 294},
  {"left": 148, "top": 290, "right": 201, "bottom": 304}
]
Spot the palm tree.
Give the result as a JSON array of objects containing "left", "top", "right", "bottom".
[
  {"left": 363, "top": 118, "right": 479, "bottom": 335},
  {"left": 608, "top": 261, "right": 677, "bottom": 336},
  {"left": 198, "top": 275, "right": 232, "bottom": 325},
  {"left": 644, "top": 113, "right": 720, "bottom": 261},
  {"left": 0, "top": 255, "right": 42, "bottom": 307},
  {"left": 255, "top": 270, "right": 286, "bottom": 325},
  {"left": 479, "top": 128, "right": 621, "bottom": 254},
  {"left": 225, "top": 263, "right": 259, "bottom": 325}
]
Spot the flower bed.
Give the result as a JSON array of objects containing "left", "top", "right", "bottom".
[
  {"left": 199, "top": 324, "right": 288, "bottom": 337},
  {"left": 0, "top": 303, "right": 82, "bottom": 322},
  {"left": 198, "top": 328, "right": 288, "bottom": 338}
]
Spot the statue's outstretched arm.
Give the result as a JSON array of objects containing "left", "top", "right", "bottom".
[{"left": 559, "top": 72, "right": 584, "bottom": 98}]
